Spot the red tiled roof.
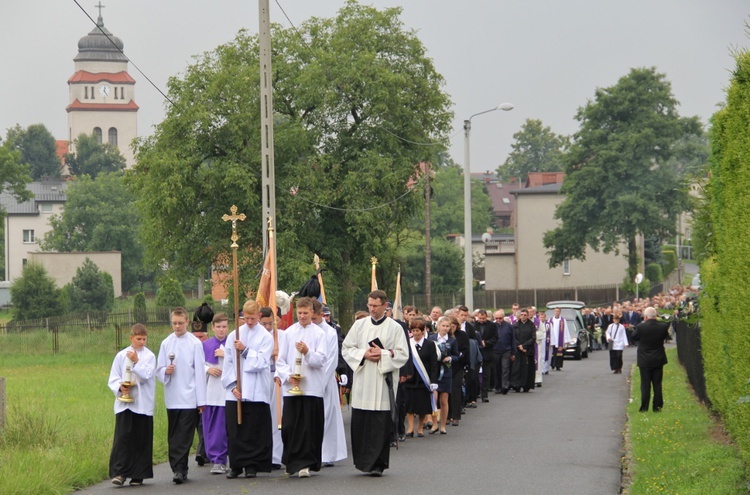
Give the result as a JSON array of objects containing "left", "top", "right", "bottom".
[
  {"left": 68, "top": 70, "right": 135, "bottom": 84},
  {"left": 66, "top": 99, "right": 139, "bottom": 112},
  {"left": 55, "top": 140, "right": 69, "bottom": 163}
]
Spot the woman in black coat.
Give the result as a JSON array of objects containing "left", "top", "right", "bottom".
[{"left": 404, "top": 319, "right": 439, "bottom": 437}]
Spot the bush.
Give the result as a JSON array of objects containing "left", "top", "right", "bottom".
[
  {"left": 10, "top": 263, "right": 62, "bottom": 320},
  {"left": 133, "top": 292, "right": 147, "bottom": 323},
  {"left": 662, "top": 247, "right": 677, "bottom": 276},
  {"left": 202, "top": 294, "right": 215, "bottom": 307},
  {"left": 645, "top": 262, "right": 663, "bottom": 284},
  {"left": 621, "top": 275, "right": 651, "bottom": 299},
  {"left": 67, "top": 258, "right": 114, "bottom": 312},
  {"left": 156, "top": 277, "right": 186, "bottom": 308}
]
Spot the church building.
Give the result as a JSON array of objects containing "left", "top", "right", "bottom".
[{"left": 66, "top": 8, "right": 137, "bottom": 166}]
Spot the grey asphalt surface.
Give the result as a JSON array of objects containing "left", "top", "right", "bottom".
[{"left": 77, "top": 347, "right": 635, "bottom": 495}]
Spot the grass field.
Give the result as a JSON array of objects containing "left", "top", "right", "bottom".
[
  {"left": 0, "top": 326, "right": 173, "bottom": 495},
  {"left": 625, "top": 348, "right": 748, "bottom": 494}
]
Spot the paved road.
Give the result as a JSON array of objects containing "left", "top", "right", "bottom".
[{"left": 78, "top": 347, "right": 635, "bottom": 495}]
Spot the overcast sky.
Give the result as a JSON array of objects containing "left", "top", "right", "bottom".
[{"left": 1, "top": 0, "right": 748, "bottom": 172}]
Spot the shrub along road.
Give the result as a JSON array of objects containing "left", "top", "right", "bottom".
[{"left": 77, "top": 348, "right": 634, "bottom": 495}]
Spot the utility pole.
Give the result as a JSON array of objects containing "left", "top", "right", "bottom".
[
  {"left": 425, "top": 162, "right": 432, "bottom": 309},
  {"left": 259, "top": 0, "right": 277, "bottom": 267}
]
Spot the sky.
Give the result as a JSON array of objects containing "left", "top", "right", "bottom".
[{"left": 1, "top": 0, "right": 748, "bottom": 173}]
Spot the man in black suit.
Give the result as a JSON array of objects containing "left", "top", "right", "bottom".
[
  {"left": 475, "top": 309, "right": 498, "bottom": 402},
  {"left": 632, "top": 307, "right": 671, "bottom": 412}
]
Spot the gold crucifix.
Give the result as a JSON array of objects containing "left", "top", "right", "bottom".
[{"left": 222, "top": 205, "right": 246, "bottom": 248}]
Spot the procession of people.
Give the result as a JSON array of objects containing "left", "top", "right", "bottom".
[{"left": 107, "top": 285, "right": 687, "bottom": 486}]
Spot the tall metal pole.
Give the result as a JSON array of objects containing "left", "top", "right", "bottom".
[
  {"left": 259, "top": 0, "right": 277, "bottom": 271},
  {"left": 463, "top": 120, "right": 473, "bottom": 311},
  {"left": 425, "top": 161, "right": 432, "bottom": 309}
]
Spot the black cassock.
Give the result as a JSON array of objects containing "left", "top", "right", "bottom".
[
  {"left": 109, "top": 409, "right": 154, "bottom": 480},
  {"left": 510, "top": 320, "right": 537, "bottom": 391}
]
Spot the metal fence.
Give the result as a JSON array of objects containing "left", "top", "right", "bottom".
[
  {"left": 388, "top": 284, "right": 626, "bottom": 312},
  {"left": 673, "top": 319, "right": 709, "bottom": 405},
  {"left": 0, "top": 309, "right": 175, "bottom": 355}
]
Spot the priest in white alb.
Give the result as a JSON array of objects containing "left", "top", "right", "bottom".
[{"left": 342, "top": 290, "right": 409, "bottom": 477}]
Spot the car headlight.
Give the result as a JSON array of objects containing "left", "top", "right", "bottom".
[{"left": 568, "top": 338, "right": 577, "bottom": 345}]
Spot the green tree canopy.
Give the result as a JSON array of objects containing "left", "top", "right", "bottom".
[
  {"left": 497, "top": 118, "right": 568, "bottom": 182},
  {"left": 156, "top": 276, "right": 186, "bottom": 308},
  {"left": 129, "top": 1, "right": 453, "bottom": 326},
  {"left": 0, "top": 138, "right": 33, "bottom": 206},
  {"left": 421, "top": 165, "right": 493, "bottom": 237},
  {"left": 40, "top": 172, "right": 152, "bottom": 291},
  {"left": 66, "top": 258, "right": 114, "bottom": 312},
  {"left": 5, "top": 124, "right": 61, "bottom": 179},
  {"left": 543, "top": 67, "right": 695, "bottom": 279},
  {"left": 65, "top": 133, "right": 126, "bottom": 178},
  {"left": 10, "top": 262, "right": 61, "bottom": 320}
]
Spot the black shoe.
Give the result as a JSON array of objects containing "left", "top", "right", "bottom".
[
  {"left": 172, "top": 472, "right": 185, "bottom": 484},
  {"left": 501, "top": 388, "right": 509, "bottom": 395},
  {"left": 405, "top": 432, "right": 414, "bottom": 438},
  {"left": 398, "top": 435, "right": 406, "bottom": 442},
  {"left": 245, "top": 468, "right": 257, "bottom": 478},
  {"left": 513, "top": 387, "right": 521, "bottom": 392},
  {"left": 129, "top": 479, "right": 143, "bottom": 486},
  {"left": 535, "top": 382, "right": 542, "bottom": 387},
  {"left": 226, "top": 469, "right": 242, "bottom": 479},
  {"left": 272, "top": 464, "right": 282, "bottom": 470},
  {"left": 369, "top": 467, "right": 384, "bottom": 477},
  {"left": 481, "top": 397, "right": 489, "bottom": 403},
  {"left": 389, "top": 441, "right": 397, "bottom": 447},
  {"left": 653, "top": 407, "right": 662, "bottom": 413},
  {"left": 424, "top": 422, "right": 433, "bottom": 429},
  {"left": 195, "top": 455, "right": 206, "bottom": 467},
  {"left": 638, "top": 408, "right": 648, "bottom": 413},
  {"left": 494, "top": 389, "right": 502, "bottom": 394}
]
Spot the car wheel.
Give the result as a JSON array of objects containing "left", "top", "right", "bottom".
[
  {"left": 582, "top": 345, "right": 589, "bottom": 358},
  {"left": 573, "top": 344, "right": 582, "bottom": 360}
]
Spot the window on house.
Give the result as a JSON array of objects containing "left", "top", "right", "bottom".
[
  {"left": 502, "top": 198, "right": 510, "bottom": 204},
  {"left": 93, "top": 127, "right": 102, "bottom": 144},
  {"left": 41, "top": 203, "right": 53, "bottom": 213},
  {"left": 562, "top": 259, "right": 570, "bottom": 276},
  {"left": 22, "top": 258, "right": 28, "bottom": 267},
  {"left": 23, "top": 230, "right": 35, "bottom": 243},
  {"left": 108, "top": 127, "right": 118, "bottom": 146},
  {"left": 84, "top": 86, "right": 89, "bottom": 99}
]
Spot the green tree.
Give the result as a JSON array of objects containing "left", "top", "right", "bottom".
[
  {"left": 497, "top": 118, "right": 568, "bottom": 182},
  {"left": 67, "top": 258, "right": 114, "bottom": 312},
  {"left": 665, "top": 121, "right": 709, "bottom": 179},
  {"left": 40, "top": 172, "right": 152, "bottom": 291},
  {"left": 424, "top": 165, "right": 493, "bottom": 237},
  {"left": 65, "top": 133, "right": 126, "bottom": 178},
  {"left": 133, "top": 292, "right": 147, "bottom": 322},
  {"left": 10, "top": 262, "right": 61, "bottom": 320},
  {"left": 543, "top": 67, "right": 694, "bottom": 280},
  {"left": 130, "top": 1, "right": 453, "bottom": 327},
  {"left": 156, "top": 276, "right": 186, "bottom": 308},
  {"left": 398, "top": 235, "right": 463, "bottom": 295},
  {"left": 5, "top": 123, "right": 61, "bottom": 179}
]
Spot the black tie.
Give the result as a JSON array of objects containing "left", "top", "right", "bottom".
[{"left": 416, "top": 344, "right": 421, "bottom": 351}]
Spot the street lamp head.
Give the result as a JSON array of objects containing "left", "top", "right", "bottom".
[{"left": 496, "top": 102, "right": 514, "bottom": 111}]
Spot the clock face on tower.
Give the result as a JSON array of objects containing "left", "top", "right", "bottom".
[{"left": 98, "top": 85, "right": 110, "bottom": 97}]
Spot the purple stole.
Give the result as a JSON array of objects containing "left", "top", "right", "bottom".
[
  {"left": 203, "top": 336, "right": 226, "bottom": 365},
  {"left": 555, "top": 317, "right": 564, "bottom": 357}
]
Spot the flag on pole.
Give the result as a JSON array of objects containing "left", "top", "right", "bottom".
[
  {"left": 370, "top": 257, "right": 378, "bottom": 291},
  {"left": 256, "top": 251, "right": 273, "bottom": 307},
  {"left": 393, "top": 265, "right": 403, "bottom": 320},
  {"left": 314, "top": 254, "right": 327, "bottom": 305}
]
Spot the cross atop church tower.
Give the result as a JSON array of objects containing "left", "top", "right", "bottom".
[{"left": 95, "top": 1, "right": 105, "bottom": 18}]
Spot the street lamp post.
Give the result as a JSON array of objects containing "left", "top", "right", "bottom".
[{"left": 463, "top": 103, "right": 514, "bottom": 311}]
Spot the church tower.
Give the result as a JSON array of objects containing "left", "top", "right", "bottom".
[{"left": 67, "top": 6, "right": 137, "bottom": 167}]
